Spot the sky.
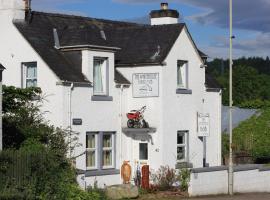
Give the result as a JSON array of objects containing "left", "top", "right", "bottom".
[{"left": 31, "top": 0, "right": 270, "bottom": 59}]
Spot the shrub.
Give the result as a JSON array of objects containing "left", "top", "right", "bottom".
[
  {"left": 150, "top": 166, "right": 177, "bottom": 191},
  {"left": 178, "top": 168, "right": 190, "bottom": 192}
]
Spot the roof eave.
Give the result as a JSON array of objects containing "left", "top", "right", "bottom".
[{"left": 58, "top": 44, "right": 121, "bottom": 52}]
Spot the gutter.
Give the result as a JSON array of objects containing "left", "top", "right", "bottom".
[
  {"left": 116, "top": 61, "right": 166, "bottom": 67},
  {"left": 57, "top": 45, "right": 121, "bottom": 52},
  {"left": 56, "top": 81, "right": 92, "bottom": 87}
]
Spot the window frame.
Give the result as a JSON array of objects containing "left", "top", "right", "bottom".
[
  {"left": 177, "top": 60, "right": 188, "bottom": 89},
  {"left": 177, "top": 131, "right": 189, "bottom": 162},
  {"left": 86, "top": 132, "right": 98, "bottom": 170},
  {"left": 21, "top": 62, "right": 37, "bottom": 88},
  {"left": 93, "top": 57, "right": 109, "bottom": 96},
  {"left": 85, "top": 131, "right": 116, "bottom": 171}
]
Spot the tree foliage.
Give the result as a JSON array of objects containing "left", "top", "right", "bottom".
[
  {"left": 207, "top": 57, "right": 270, "bottom": 108},
  {"left": 0, "top": 86, "right": 102, "bottom": 200}
]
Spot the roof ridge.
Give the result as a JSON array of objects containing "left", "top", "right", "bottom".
[{"left": 32, "top": 11, "right": 142, "bottom": 26}]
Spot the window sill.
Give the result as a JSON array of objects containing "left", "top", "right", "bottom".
[
  {"left": 84, "top": 169, "right": 120, "bottom": 177},
  {"left": 175, "top": 162, "right": 193, "bottom": 169},
  {"left": 91, "top": 95, "right": 113, "bottom": 101},
  {"left": 176, "top": 88, "right": 192, "bottom": 94}
]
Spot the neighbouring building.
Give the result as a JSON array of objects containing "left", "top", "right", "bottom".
[{"left": 0, "top": 0, "right": 222, "bottom": 187}]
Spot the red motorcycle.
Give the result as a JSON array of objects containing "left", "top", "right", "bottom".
[{"left": 126, "top": 106, "right": 149, "bottom": 128}]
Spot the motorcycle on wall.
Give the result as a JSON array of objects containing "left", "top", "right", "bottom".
[{"left": 126, "top": 106, "right": 149, "bottom": 128}]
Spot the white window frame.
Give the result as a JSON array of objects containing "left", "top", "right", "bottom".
[
  {"left": 177, "top": 60, "right": 188, "bottom": 89},
  {"left": 177, "top": 131, "right": 189, "bottom": 162},
  {"left": 102, "top": 132, "right": 115, "bottom": 169},
  {"left": 86, "top": 132, "right": 98, "bottom": 170},
  {"left": 22, "top": 62, "right": 37, "bottom": 88},
  {"left": 93, "top": 57, "right": 108, "bottom": 96}
]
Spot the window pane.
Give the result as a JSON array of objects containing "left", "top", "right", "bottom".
[
  {"left": 177, "top": 65, "right": 183, "bottom": 88},
  {"left": 177, "top": 133, "right": 185, "bottom": 145},
  {"left": 177, "top": 146, "right": 185, "bottom": 160},
  {"left": 103, "top": 150, "right": 112, "bottom": 166},
  {"left": 103, "top": 134, "right": 112, "bottom": 148},
  {"left": 139, "top": 143, "right": 148, "bottom": 160},
  {"left": 94, "top": 59, "right": 104, "bottom": 93},
  {"left": 26, "top": 79, "right": 37, "bottom": 88},
  {"left": 86, "top": 134, "right": 95, "bottom": 148},
  {"left": 26, "top": 64, "right": 37, "bottom": 78},
  {"left": 86, "top": 151, "right": 95, "bottom": 167}
]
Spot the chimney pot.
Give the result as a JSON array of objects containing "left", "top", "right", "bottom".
[{"left": 161, "top": 3, "right": 168, "bottom": 10}]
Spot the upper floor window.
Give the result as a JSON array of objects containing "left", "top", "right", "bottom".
[
  {"left": 177, "top": 60, "right": 188, "bottom": 89},
  {"left": 177, "top": 131, "right": 189, "bottom": 162},
  {"left": 93, "top": 58, "right": 108, "bottom": 95},
  {"left": 22, "top": 62, "right": 37, "bottom": 88}
]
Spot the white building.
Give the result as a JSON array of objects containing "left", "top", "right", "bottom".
[{"left": 0, "top": 0, "right": 222, "bottom": 187}]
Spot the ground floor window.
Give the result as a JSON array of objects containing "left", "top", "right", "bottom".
[
  {"left": 139, "top": 143, "right": 148, "bottom": 160},
  {"left": 177, "top": 131, "right": 189, "bottom": 162},
  {"left": 86, "top": 132, "right": 115, "bottom": 170}
]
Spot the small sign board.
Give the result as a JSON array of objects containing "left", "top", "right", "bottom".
[
  {"left": 73, "top": 118, "right": 82, "bottom": 125},
  {"left": 197, "top": 113, "right": 210, "bottom": 137},
  {"left": 133, "top": 73, "right": 159, "bottom": 98}
]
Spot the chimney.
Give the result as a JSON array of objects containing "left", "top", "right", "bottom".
[
  {"left": 0, "top": 0, "right": 26, "bottom": 21},
  {"left": 24, "top": 0, "right": 32, "bottom": 21},
  {"left": 150, "top": 3, "right": 179, "bottom": 25},
  {"left": 161, "top": 3, "right": 168, "bottom": 10}
]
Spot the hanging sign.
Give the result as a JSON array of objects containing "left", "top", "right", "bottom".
[
  {"left": 197, "top": 113, "right": 210, "bottom": 137},
  {"left": 133, "top": 73, "right": 159, "bottom": 98}
]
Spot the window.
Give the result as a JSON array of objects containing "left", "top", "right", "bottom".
[
  {"left": 177, "top": 131, "right": 188, "bottom": 162},
  {"left": 139, "top": 143, "right": 148, "bottom": 160},
  {"left": 177, "top": 60, "right": 188, "bottom": 89},
  {"left": 102, "top": 133, "right": 114, "bottom": 168},
  {"left": 22, "top": 62, "right": 37, "bottom": 88},
  {"left": 93, "top": 58, "right": 108, "bottom": 95},
  {"left": 86, "top": 133, "right": 97, "bottom": 169},
  {"left": 86, "top": 132, "right": 115, "bottom": 170}
]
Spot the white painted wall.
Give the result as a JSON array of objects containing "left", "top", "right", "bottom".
[
  {"left": 189, "top": 167, "right": 270, "bottom": 196},
  {"left": 151, "top": 17, "right": 178, "bottom": 25}
]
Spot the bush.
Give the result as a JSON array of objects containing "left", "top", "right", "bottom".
[
  {"left": 150, "top": 166, "right": 177, "bottom": 191},
  {"left": 178, "top": 168, "right": 190, "bottom": 192}
]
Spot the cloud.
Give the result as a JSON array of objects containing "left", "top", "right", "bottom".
[{"left": 115, "top": 0, "right": 270, "bottom": 33}]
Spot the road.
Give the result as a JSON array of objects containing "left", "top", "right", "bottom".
[{"left": 190, "top": 193, "right": 270, "bottom": 200}]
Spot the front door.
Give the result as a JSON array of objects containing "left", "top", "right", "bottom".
[{"left": 132, "top": 136, "right": 149, "bottom": 166}]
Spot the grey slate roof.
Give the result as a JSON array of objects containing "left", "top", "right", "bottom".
[
  {"left": 13, "top": 11, "right": 216, "bottom": 87},
  {"left": 115, "top": 70, "right": 130, "bottom": 85}
]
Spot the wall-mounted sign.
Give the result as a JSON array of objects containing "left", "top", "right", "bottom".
[
  {"left": 133, "top": 73, "right": 159, "bottom": 98},
  {"left": 197, "top": 113, "right": 210, "bottom": 137},
  {"left": 73, "top": 118, "right": 82, "bottom": 125}
]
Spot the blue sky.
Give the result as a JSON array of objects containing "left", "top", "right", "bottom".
[{"left": 32, "top": 0, "right": 270, "bottom": 59}]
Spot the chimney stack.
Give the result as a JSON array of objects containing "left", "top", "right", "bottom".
[
  {"left": 150, "top": 3, "right": 179, "bottom": 26},
  {"left": 24, "top": 0, "right": 31, "bottom": 20}
]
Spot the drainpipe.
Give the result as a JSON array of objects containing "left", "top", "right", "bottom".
[
  {"left": 69, "top": 83, "right": 74, "bottom": 158},
  {"left": 0, "top": 65, "right": 5, "bottom": 151},
  {"left": 119, "top": 85, "right": 124, "bottom": 167}
]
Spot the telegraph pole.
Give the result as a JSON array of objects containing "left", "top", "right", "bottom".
[{"left": 228, "top": 0, "right": 234, "bottom": 195}]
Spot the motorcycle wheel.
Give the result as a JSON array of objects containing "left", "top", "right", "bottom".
[{"left": 127, "top": 119, "right": 135, "bottom": 128}]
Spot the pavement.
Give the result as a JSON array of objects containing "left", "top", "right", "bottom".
[{"left": 190, "top": 193, "right": 270, "bottom": 200}]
